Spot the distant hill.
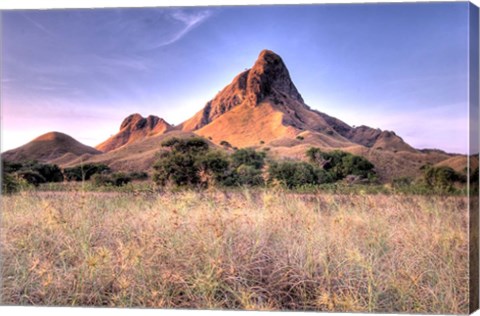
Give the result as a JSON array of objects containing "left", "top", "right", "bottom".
[
  {"left": 2, "top": 132, "right": 101, "bottom": 163},
  {"left": 96, "top": 113, "right": 172, "bottom": 152}
]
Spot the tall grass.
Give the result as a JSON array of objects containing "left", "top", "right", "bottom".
[{"left": 1, "top": 190, "right": 469, "bottom": 313}]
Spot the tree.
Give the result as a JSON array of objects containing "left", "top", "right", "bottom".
[
  {"left": 422, "top": 165, "right": 462, "bottom": 192},
  {"left": 231, "top": 148, "right": 266, "bottom": 169},
  {"left": 268, "top": 161, "right": 329, "bottom": 189},
  {"left": 64, "top": 163, "right": 110, "bottom": 181},
  {"left": 306, "top": 148, "right": 375, "bottom": 181},
  {"left": 153, "top": 137, "right": 211, "bottom": 187}
]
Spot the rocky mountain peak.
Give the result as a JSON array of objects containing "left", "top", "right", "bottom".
[
  {"left": 97, "top": 113, "right": 171, "bottom": 152},
  {"left": 246, "top": 49, "right": 303, "bottom": 105}
]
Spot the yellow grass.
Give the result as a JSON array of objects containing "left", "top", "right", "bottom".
[{"left": 1, "top": 190, "right": 469, "bottom": 313}]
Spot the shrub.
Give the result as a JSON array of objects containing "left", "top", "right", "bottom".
[
  {"left": 197, "top": 151, "right": 232, "bottom": 186},
  {"left": 154, "top": 137, "right": 212, "bottom": 187},
  {"left": 306, "top": 148, "right": 376, "bottom": 181},
  {"left": 296, "top": 135, "right": 304, "bottom": 141},
  {"left": 17, "top": 170, "right": 46, "bottom": 186},
  {"left": 236, "top": 165, "right": 264, "bottom": 186},
  {"left": 64, "top": 163, "right": 110, "bottom": 181},
  {"left": 1, "top": 173, "right": 20, "bottom": 194},
  {"left": 231, "top": 148, "right": 266, "bottom": 169},
  {"left": 220, "top": 140, "right": 232, "bottom": 148},
  {"left": 422, "top": 165, "right": 463, "bottom": 192},
  {"left": 32, "top": 163, "right": 64, "bottom": 182},
  {"left": 128, "top": 171, "right": 149, "bottom": 180},
  {"left": 92, "top": 173, "right": 132, "bottom": 187},
  {"left": 268, "top": 161, "right": 328, "bottom": 189},
  {"left": 161, "top": 137, "right": 209, "bottom": 154}
]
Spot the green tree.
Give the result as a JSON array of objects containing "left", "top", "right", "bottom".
[
  {"left": 231, "top": 148, "right": 266, "bottom": 169},
  {"left": 268, "top": 161, "right": 327, "bottom": 189},
  {"left": 153, "top": 137, "right": 211, "bottom": 187}
]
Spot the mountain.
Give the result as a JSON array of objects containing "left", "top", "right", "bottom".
[
  {"left": 180, "top": 49, "right": 416, "bottom": 153},
  {"left": 3, "top": 49, "right": 463, "bottom": 181},
  {"left": 96, "top": 113, "right": 172, "bottom": 152},
  {"left": 2, "top": 132, "right": 101, "bottom": 163}
]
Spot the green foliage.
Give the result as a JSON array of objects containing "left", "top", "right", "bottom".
[
  {"left": 268, "top": 161, "right": 332, "bottom": 189},
  {"left": 154, "top": 138, "right": 267, "bottom": 188},
  {"left": 17, "top": 170, "right": 46, "bottom": 186},
  {"left": 422, "top": 165, "right": 463, "bottom": 193},
  {"left": 64, "top": 163, "right": 110, "bottom": 182},
  {"left": 153, "top": 151, "right": 200, "bottom": 187},
  {"left": 92, "top": 172, "right": 132, "bottom": 187},
  {"left": 31, "top": 163, "right": 64, "bottom": 182},
  {"left": 236, "top": 165, "right": 264, "bottom": 186},
  {"left": 2, "top": 160, "right": 63, "bottom": 188},
  {"left": 306, "top": 148, "right": 376, "bottom": 181},
  {"left": 231, "top": 148, "right": 266, "bottom": 169},
  {"left": 2, "top": 173, "right": 20, "bottom": 194},
  {"left": 392, "top": 176, "right": 413, "bottom": 189},
  {"left": 161, "top": 137, "right": 209, "bottom": 154},
  {"left": 197, "top": 151, "right": 233, "bottom": 186},
  {"left": 128, "top": 171, "right": 149, "bottom": 180},
  {"left": 296, "top": 135, "right": 304, "bottom": 141}
]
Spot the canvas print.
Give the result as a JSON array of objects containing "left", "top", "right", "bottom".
[{"left": 0, "top": 1, "right": 479, "bottom": 314}]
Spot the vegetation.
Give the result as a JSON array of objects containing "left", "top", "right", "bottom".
[
  {"left": 91, "top": 172, "right": 132, "bottom": 187},
  {"left": 420, "top": 165, "right": 465, "bottom": 193},
  {"left": 306, "top": 148, "right": 376, "bottom": 181},
  {"left": 1, "top": 190, "right": 468, "bottom": 313},
  {"left": 64, "top": 163, "right": 111, "bottom": 182},
  {"left": 153, "top": 138, "right": 266, "bottom": 188},
  {"left": 1, "top": 160, "right": 64, "bottom": 192},
  {"left": 268, "top": 161, "right": 332, "bottom": 189}
]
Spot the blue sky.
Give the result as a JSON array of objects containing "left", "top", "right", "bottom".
[{"left": 1, "top": 2, "right": 471, "bottom": 153}]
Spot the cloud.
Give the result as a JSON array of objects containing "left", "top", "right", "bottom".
[
  {"left": 151, "top": 9, "right": 213, "bottom": 48},
  {"left": 19, "top": 12, "right": 55, "bottom": 37}
]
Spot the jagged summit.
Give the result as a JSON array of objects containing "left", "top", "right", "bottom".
[
  {"left": 180, "top": 49, "right": 305, "bottom": 132},
  {"left": 96, "top": 113, "right": 172, "bottom": 152},
  {"left": 246, "top": 49, "right": 304, "bottom": 105}
]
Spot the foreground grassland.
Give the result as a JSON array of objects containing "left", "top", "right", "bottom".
[{"left": 1, "top": 190, "right": 469, "bottom": 313}]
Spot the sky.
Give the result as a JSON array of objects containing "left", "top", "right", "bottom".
[{"left": 0, "top": 2, "right": 473, "bottom": 153}]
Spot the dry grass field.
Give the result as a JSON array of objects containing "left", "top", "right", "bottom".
[{"left": 1, "top": 189, "right": 469, "bottom": 313}]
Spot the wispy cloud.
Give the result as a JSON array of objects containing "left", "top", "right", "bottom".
[
  {"left": 19, "top": 13, "right": 55, "bottom": 37},
  {"left": 152, "top": 9, "right": 213, "bottom": 48}
]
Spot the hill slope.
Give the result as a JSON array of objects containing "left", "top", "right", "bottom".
[
  {"left": 2, "top": 132, "right": 101, "bottom": 163},
  {"left": 96, "top": 114, "right": 172, "bottom": 152}
]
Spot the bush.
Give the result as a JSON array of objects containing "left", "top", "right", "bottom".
[
  {"left": 161, "top": 137, "right": 209, "bottom": 154},
  {"left": 236, "top": 165, "right": 264, "bottom": 186},
  {"left": 220, "top": 140, "right": 232, "bottom": 148},
  {"left": 422, "top": 165, "right": 463, "bottom": 192},
  {"left": 268, "top": 161, "right": 329, "bottom": 189},
  {"left": 231, "top": 148, "right": 266, "bottom": 169},
  {"left": 17, "top": 170, "right": 46, "bottom": 186},
  {"left": 92, "top": 173, "right": 132, "bottom": 187},
  {"left": 154, "top": 137, "right": 211, "bottom": 187},
  {"left": 64, "top": 163, "right": 110, "bottom": 181},
  {"left": 128, "top": 171, "right": 149, "bottom": 180},
  {"left": 296, "top": 135, "right": 304, "bottom": 140},
  {"left": 1, "top": 173, "right": 20, "bottom": 194},
  {"left": 306, "top": 148, "right": 376, "bottom": 181},
  {"left": 32, "top": 163, "right": 64, "bottom": 182}
]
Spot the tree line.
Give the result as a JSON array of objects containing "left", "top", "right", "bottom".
[{"left": 2, "top": 136, "right": 474, "bottom": 194}]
